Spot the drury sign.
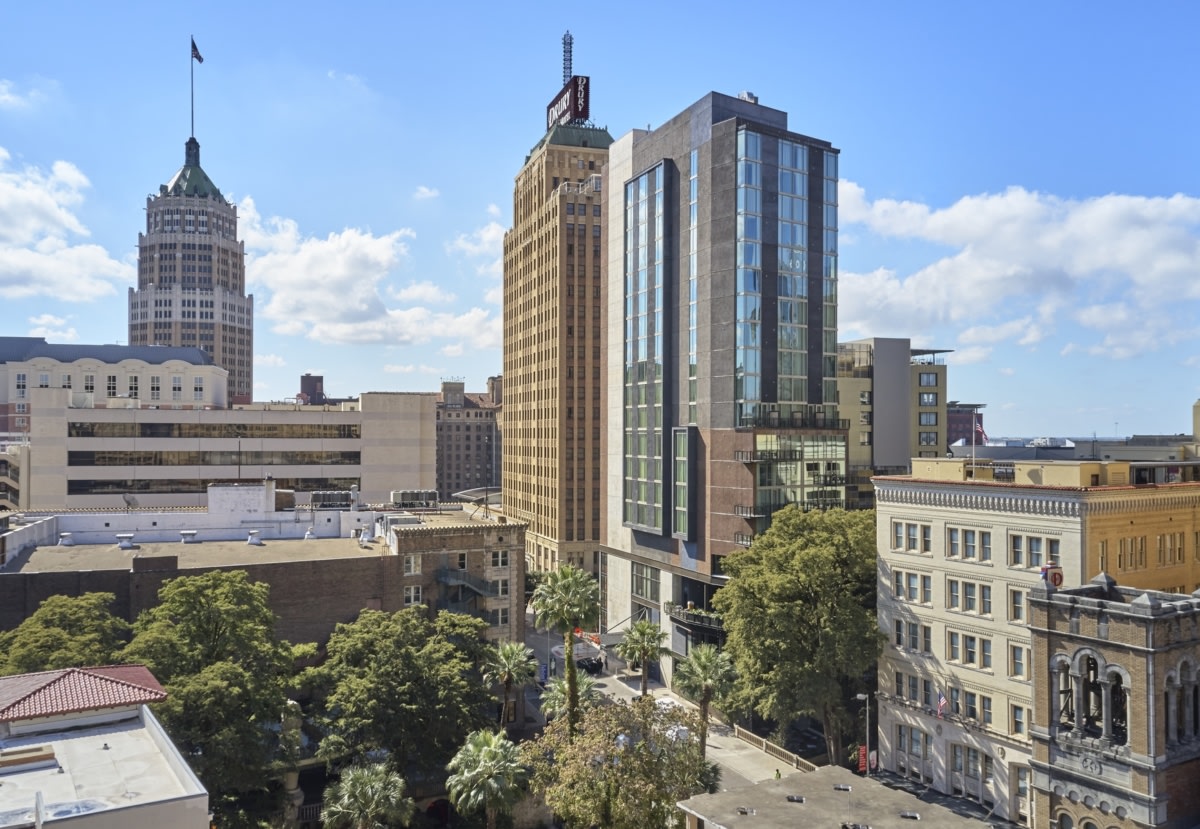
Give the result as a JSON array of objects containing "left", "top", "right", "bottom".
[{"left": 546, "top": 76, "right": 589, "bottom": 131}]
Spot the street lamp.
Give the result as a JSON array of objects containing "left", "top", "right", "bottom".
[{"left": 856, "top": 692, "right": 872, "bottom": 776}]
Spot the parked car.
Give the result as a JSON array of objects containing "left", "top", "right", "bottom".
[{"left": 576, "top": 656, "right": 603, "bottom": 675}]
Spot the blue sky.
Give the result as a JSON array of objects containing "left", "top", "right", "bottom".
[{"left": 2, "top": 1, "right": 1199, "bottom": 437}]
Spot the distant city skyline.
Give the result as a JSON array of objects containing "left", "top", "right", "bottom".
[{"left": 2, "top": 2, "right": 1199, "bottom": 436}]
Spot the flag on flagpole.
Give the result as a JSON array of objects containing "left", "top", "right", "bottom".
[
  {"left": 191, "top": 38, "right": 204, "bottom": 63},
  {"left": 974, "top": 421, "right": 988, "bottom": 444},
  {"left": 937, "top": 689, "right": 947, "bottom": 719}
]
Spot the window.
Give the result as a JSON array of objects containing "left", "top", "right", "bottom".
[
  {"left": 981, "top": 696, "right": 993, "bottom": 725},
  {"left": 906, "top": 573, "right": 918, "bottom": 601},
  {"left": 106, "top": 375, "right": 118, "bottom": 397},
  {"left": 919, "top": 431, "right": 938, "bottom": 446},
  {"left": 1016, "top": 767, "right": 1029, "bottom": 799},
  {"left": 403, "top": 554, "right": 420, "bottom": 575},
  {"left": 921, "top": 575, "right": 932, "bottom": 603},
  {"left": 489, "top": 607, "right": 510, "bottom": 627},
  {"left": 965, "top": 691, "right": 978, "bottom": 719},
  {"left": 894, "top": 619, "right": 904, "bottom": 647},
  {"left": 922, "top": 525, "right": 932, "bottom": 553},
  {"left": 921, "top": 625, "right": 932, "bottom": 654},
  {"left": 948, "top": 528, "right": 960, "bottom": 557},
  {"left": 491, "top": 578, "right": 510, "bottom": 596},
  {"left": 1011, "top": 645, "right": 1027, "bottom": 678},
  {"left": 948, "top": 579, "right": 960, "bottom": 608},
  {"left": 919, "top": 392, "right": 937, "bottom": 406},
  {"left": 964, "top": 636, "right": 977, "bottom": 664},
  {"left": 950, "top": 688, "right": 961, "bottom": 715},
  {"left": 906, "top": 523, "right": 918, "bottom": 551},
  {"left": 963, "top": 529, "right": 976, "bottom": 559},
  {"left": 919, "top": 372, "right": 938, "bottom": 387},
  {"left": 631, "top": 562, "right": 660, "bottom": 601},
  {"left": 150, "top": 376, "right": 161, "bottom": 400},
  {"left": 908, "top": 674, "right": 919, "bottom": 700},
  {"left": 1010, "top": 535, "right": 1023, "bottom": 566},
  {"left": 893, "top": 522, "right": 903, "bottom": 549},
  {"left": 1028, "top": 536, "right": 1043, "bottom": 567},
  {"left": 895, "top": 671, "right": 904, "bottom": 696},
  {"left": 981, "top": 639, "right": 992, "bottom": 669},
  {"left": 1012, "top": 705, "right": 1026, "bottom": 735},
  {"left": 1010, "top": 589, "right": 1025, "bottom": 622},
  {"left": 15, "top": 373, "right": 26, "bottom": 399},
  {"left": 980, "top": 531, "right": 992, "bottom": 561},
  {"left": 172, "top": 376, "right": 183, "bottom": 401},
  {"left": 922, "top": 679, "right": 932, "bottom": 707},
  {"left": 964, "top": 583, "right": 977, "bottom": 612},
  {"left": 906, "top": 621, "right": 919, "bottom": 650},
  {"left": 919, "top": 412, "right": 938, "bottom": 425},
  {"left": 128, "top": 376, "right": 139, "bottom": 399},
  {"left": 491, "top": 549, "right": 509, "bottom": 568},
  {"left": 948, "top": 632, "right": 960, "bottom": 660},
  {"left": 981, "top": 585, "right": 992, "bottom": 615},
  {"left": 403, "top": 585, "right": 422, "bottom": 606},
  {"left": 37, "top": 372, "right": 49, "bottom": 388},
  {"left": 61, "top": 373, "right": 71, "bottom": 389},
  {"left": 83, "top": 374, "right": 95, "bottom": 393}
]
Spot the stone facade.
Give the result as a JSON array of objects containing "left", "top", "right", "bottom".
[{"left": 1030, "top": 575, "right": 1200, "bottom": 829}]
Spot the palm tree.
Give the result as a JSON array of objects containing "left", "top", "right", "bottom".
[
  {"left": 540, "top": 668, "right": 602, "bottom": 722},
  {"left": 673, "top": 643, "right": 736, "bottom": 759},
  {"left": 446, "top": 729, "right": 527, "bottom": 829},
  {"left": 320, "top": 763, "right": 416, "bottom": 829},
  {"left": 530, "top": 564, "right": 598, "bottom": 738},
  {"left": 483, "top": 640, "right": 537, "bottom": 728},
  {"left": 614, "top": 619, "right": 670, "bottom": 697}
]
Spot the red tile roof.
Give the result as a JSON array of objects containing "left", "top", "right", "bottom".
[{"left": 0, "top": 665, "right": 166, "bottom": 722}]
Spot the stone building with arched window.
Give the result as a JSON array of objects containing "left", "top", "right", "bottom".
[{"left": 1030, "top": 573, "right": 1200, "bottom": 829}]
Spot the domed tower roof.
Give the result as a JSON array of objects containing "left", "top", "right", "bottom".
[{"left": 160, "top": 137, "right": 228, "bottom": 203}]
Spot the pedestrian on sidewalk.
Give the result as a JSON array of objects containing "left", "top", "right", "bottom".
[{"left": 774, "top": 768, "right": 781, "bottom": 779}]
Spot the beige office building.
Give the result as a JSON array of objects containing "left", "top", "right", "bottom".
[
  {"left": 1, "top": 389, "right": 435, "bottom": 510},
  {"left": 837, "top": 337, "right": 949, "bottom": 507},
  {"left": 502, "top": 122, "right": 612, "bottom": 574},
  {"left": 875, "top": 457, "right": 1200, "bottom": 825},
  {"left": 128, "top": 137, "right": 253, "bottom": 404}
]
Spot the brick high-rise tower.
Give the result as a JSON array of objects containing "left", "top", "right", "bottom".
[{"left": 128, "top": 137, "right": 252, "bottom": 404}]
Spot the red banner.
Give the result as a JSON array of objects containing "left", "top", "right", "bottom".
[{"left": 858, "top": 745, "right": 868, "bottom": 773}]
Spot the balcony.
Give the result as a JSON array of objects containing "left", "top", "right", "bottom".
[
  {"left": 733, "top": 532, "right": 754, "bottom": 548},
  {"left": 733, "top": 504, "right": 765, "bottom": 518},
  {"left": 435, "top": 567, "right": 499, "bottom": 597},
  {"left": 734, "top": 449, "right": 806, "bottom": 463},
  {"left": 666, "top": 603, "right": 725, "bottom": 631},
  {"left": 737, "top": 412, "right": 850, "bottom": 431},
  {"left": 813, "top": 474, "right": 847, "bottom": 486}
]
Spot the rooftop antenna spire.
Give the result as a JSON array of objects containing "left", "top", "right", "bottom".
[{"left": 562, "top": 30, "right": 573, "bottom": 86}]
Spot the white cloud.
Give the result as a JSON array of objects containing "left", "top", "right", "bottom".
[
  {"left": 839, "top": 181, "right": 1200, "bottom": 359},
  {"left": 391, "top": 281, "right": 455, "bottom": 304},
  {"left": 383, "top": 363, "right": 440, "bottom": 374},
  {"left": 255, "top": 353, "right": 287, "bottom": 368},
  {"left": 441, "top": 343, "right": 464, "bottom": 357},
  {"left": 413, "top": 185, "right": 439, "bottom": 201},
  {"left": 446, "top": 218, "right": 505, "bottom": 290},
  {"left": 486, "top": 203, "right": 501, "bottom": 218},
  {"left": 947, "top": 346, "right": 992, "bottom": 365},
  {"left": 998, "top": 367, "right": 1015, "bottom": 376},
  {"left": 327, "top": 70, "right": 365, "bottom": 88},
  {"left": 242, "top": 197, "right": 501, "bottom": 347},
  {"left": 27, "top": 313, "right": 77, "bottom": 341},
  {"left": 0, "top": 148, "right": 132, "bottom": 300},
  {"left": 0, "top": 79, "right": 46, "bottom": 110}
]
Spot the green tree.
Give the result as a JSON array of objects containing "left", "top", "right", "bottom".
[
  {"left": 307, "top": 607, "right": 493, "bottom": 775},
  {"left": 713, "top": 507, "right": 883, "bottom": 761},
  {"left": 0, "top": 592, "right": 129, "bottom": 675},
  {"left": 673, "top": 644, "right": 735, "bottom": 759},
  {"left": 540, "top": 668, "right": 602, "bottom": 722},
  {"left": 614, "top": 619, "right": 670, "bottom": 697},
  {"left": 530, "top": 565, "right": 598, "bottom": 739},
  {"left": 524, "top": 696, "right": 708, "bottom": 829},
  {"left": 121, "top": 570, "right": 306, "bottom": 822},
  {"left": 483, "top": 641, "right": 537, "bottom": 728},
  {"left": 446, "top": 730, "right": 527, "bottom": 829},
  {"left": 321, "top": 762, "right": 416, "bottom": 829}
]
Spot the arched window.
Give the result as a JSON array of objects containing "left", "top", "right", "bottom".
[
  {"left": 1057, "top": 814, "right": 1074, "bottom": 829},
  {"left": 1084, "top": 657, "right": 1102, "bottom": 736},
  {"left": 1080, "top": 820, "right": 1098, "bottom": 829},
  {"left": 1111, "top": 673, "right": 1128, "bottom": 744}
]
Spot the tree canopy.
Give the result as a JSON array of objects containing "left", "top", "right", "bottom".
[
  {"left": 0, "top": 592, "right": 129, "bottom": 675},
  {"left": 446, "top": 730, "right": 527, "bottom": 829},
  {"left": 713, "top": 507, "right": 883, "bottom": 760},
  {"left": 483, "top": 641, "right": 537, "bottom": 728},
  {"left": 306, "top": 607, "right": 494, "bottom": 776},
  {"left": 524, "top": 696, "right": 709, "bottom": 829},
  {"left": 614, "top": 619, "right": 670, "bottom": 697},
  {"left": 673, "top": 644, "right": 735, "bottom": 759},
  {"left": 321, "top": 762, "right": 416, "bottom": 829},
  {"left": 121, "top": 570, "right": 307, "bottom": 821},
  {"left": 530, "top": 565, "right": 598, "bottom": 739}
]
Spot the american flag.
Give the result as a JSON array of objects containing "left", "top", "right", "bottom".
[
  {"left": 191, "top": 38, "right": 204, "bottom": 64},
  {"left": 937, "top": 689, "right": 947, "bottom": 719}
]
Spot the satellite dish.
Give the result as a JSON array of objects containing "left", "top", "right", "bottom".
[{"left": 122, "top": 493, "right": 140, "bottom": 509}]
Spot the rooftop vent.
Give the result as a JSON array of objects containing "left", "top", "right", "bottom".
[
  {"left": 736, "top": 807, "right": 756, "bottom": 815},
  {"left": 247, "top": 530, "right": 263, "bottom": 546},
  {"left": 900, "top": 812, "right": 922, "bottom": 820},
  {"left": 834, "top": 784, "right": 853, "bottom": 792},
  {"left": 0, "top": 745, "right": 57, "bottom": 775},
  {"left": 57, "top": 532, "right": 73, "bottom": 547},
  {"left": 115, "top": 533, "right": 135, "bottom": 550},
  {"left": 786, "top": 795, "right": 805, "bottom": 803},
  {"left": 738, "top": 91, "right": 759, "bottom": 104}
]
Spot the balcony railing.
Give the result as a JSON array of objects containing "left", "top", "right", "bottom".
[
  {"left": 734, "top": 449, "right": 806, "bottom": 463},
  {"left": 733, "top": 532, "right": 754, "bottom": 548},
  {"left": 666, "top": 603, "right": 725, "bottom": 631},
  {"left": 435, "top": 567, "right": 499, "bottom": 597},
  {"left": 738, "top": 412, "right": 850, "bottom": 430},
  {"left": 733, "top": 504, "right": 765, "bottom": 518},
  {"left": 813, "top": 474, "right": 847, "bottom": 486}
]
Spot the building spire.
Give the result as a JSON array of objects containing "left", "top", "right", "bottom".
[{"left": 185, "top": 137, "right": 200, "bottom": 168}]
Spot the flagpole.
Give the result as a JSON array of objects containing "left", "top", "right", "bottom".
[{"left": 190, "top": 34, "right": 194, "bottom": 137}]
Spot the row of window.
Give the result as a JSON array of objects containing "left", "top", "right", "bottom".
[
  {"left": 891, "top": 522, "right": 1062, "bottom": 569},
  {"left": 891, "top": 571, "right": 1028, "bottom": 624}
]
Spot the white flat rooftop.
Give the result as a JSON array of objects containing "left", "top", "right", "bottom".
[{"left": 0, "top": 709, "right": 207, "bottom": 827}]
